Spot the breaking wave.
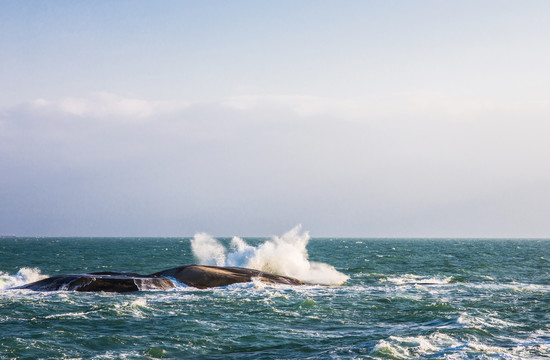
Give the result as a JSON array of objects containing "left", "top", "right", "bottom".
[
  {"left": 190, "top": 225, "right": 349, "bottom": 285},
  {"left": 381, "top": 274, "right": 454, "bottom": 286},
  {"left": 371, "top": 332, "right": 550, "bottom": 359},
  {"left": 0, "top": 267, "right": 47, "bottom": 290}
]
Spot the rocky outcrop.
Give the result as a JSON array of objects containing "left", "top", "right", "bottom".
[
  {"left": 153, "top": 265, "right": 304, "bottom": 289},
  {"left": 16, "top": 272, "right": 175, "bottom": 292},
  {"left": 17, "top": 265, "right": 304, "bottom": 292}
]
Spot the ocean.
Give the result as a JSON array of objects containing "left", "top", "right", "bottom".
[{"left": 1, "top": 229, "right": 550, "bottom": 359}]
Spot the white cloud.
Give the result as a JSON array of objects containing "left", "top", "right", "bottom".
[
  {"left": 219, "top": 93, "right": 550, "bottom": 123},
  {"left": 8, "top": 92, "right": 550, "bottom": 128},
  {"left": 2, "top": 91, "right": 550, "bottom": 236},
  {"left": 22, "top": 92, "right": 188, "bottom": 120}
]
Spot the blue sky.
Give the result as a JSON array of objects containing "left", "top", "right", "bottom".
[{"left": 1, "top": 1, "right": 550, "bottom": 237}]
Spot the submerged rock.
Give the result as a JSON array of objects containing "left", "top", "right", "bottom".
[{"left": 17, "top": 265, "right": 304, "bottom": 292}]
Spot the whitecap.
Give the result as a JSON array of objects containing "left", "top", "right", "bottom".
[
  {"left": 372, "top": 333, "right": 463, "bottom": 358},
  {"left": 111, "top": 297, "right": 152, "bottom": 319},
  {"left": 381, "top": 274, "right": 453, "bottom": 286},
  {"left": 44, "top": 311, "right": 91, "bottom": 319},
  {"left": 457, "top": 312, "right": 523, "bottom": 329}
]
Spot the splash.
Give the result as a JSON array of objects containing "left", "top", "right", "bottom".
[
  {"left": 0, "top": 267, "right": 48, "bottom": 290},
  {"left": 190, "top": 232, "right": 227, "bottom": 266},
  {"left": 190, "top": 225, "right": 349, "bottom": 285}
]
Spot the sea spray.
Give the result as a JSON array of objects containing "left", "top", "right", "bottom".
[
  {"left": 190, "top": 232, "right": 226, "bottom": 266},
  {"left": 190, "top": 226, "right": 349, "bottom": 285},
  {"left": 0, "top": 267, "right": 47, "bottom": 290}
]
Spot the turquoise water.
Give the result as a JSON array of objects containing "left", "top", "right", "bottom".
[{"left": 1, "top": 237, "right": 550, "bottom": 359}]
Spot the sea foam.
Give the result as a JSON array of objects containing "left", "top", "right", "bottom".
[
  {"left": 190, "top": 225, "right": 349, "bottom": 285},
  {"left": 0, "top": 267, "right": 47, "bottom": 290}
]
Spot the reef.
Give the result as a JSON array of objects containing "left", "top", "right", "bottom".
[{"left": 16, "top": 265, "right": 304, "bottom": 292}]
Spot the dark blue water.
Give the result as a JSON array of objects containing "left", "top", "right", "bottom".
[{"left": 1, "top": 237, "right": 550, "bottom": 359}]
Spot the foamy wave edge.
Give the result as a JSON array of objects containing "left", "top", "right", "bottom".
[{"left": 0, "top": 267, "right": 48, "bottom": 290}]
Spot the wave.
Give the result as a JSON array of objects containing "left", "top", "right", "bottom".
[
  {"left": 372, "top": 333, "right": 461, "bottom": 359},
  {"left": 190, "top": 225, "right": 349, "bottom": 285},
  {"left": 372, "top": 332, "right": 550, "bottom": 359},
  {"left": 381, "top": 274, "right": 454, "bottom": 286},
  {"left": 457, "top": 312, "right": 523, "bottom": 329},
  {"left": 0, "top": 267, "right": 47, "bottom": 290}
]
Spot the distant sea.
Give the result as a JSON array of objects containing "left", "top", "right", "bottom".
[{"left": 1, "top": 235, "right": 550, "bottom": 359}]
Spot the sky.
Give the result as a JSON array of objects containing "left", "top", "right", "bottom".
[{"left": 1, "top": 1, "right": 550, "bottom": 237}]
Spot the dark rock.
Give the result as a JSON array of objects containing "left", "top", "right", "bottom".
[
  {"left": 17, "top": 265, "right": 304, "bottom": 292},
  {"left": 152, "top": 265, "right": 305, "bottom": 289},
  {"left": 17, "top": 273, "right": 175, "bottom": 292}
]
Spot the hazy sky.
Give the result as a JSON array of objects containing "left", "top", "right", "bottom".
[{"left": 1, "top": 1, "right": 549, "bottom": 237}]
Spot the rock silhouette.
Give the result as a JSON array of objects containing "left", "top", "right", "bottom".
[{"left": 17, "top": 265, "right": 304, "bottom": 292}]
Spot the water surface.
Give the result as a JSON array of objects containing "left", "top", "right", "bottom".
[{"left": 1, "top": 237, "right": 549, "bottom": 359}]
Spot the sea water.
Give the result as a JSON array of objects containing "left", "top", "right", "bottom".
[{"left": 1, "top": 228, "right": 550, "bottom": 359}]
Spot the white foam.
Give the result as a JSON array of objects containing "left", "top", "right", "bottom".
[
  {"left": 457, "top": 312, "right": 523, "bottom": 329},
  {"left": 372, "top": 331, "right": 550, "bottom": 359},
  {"left": 372, "top": 333, "right": 462, "bottom": 358},
  {"left": 190, "top": 225, "right": 349, "bottom": 285},
  {"left": 467, "top": 282, "right": 550, "bottom": 293},
  {"left": 44, "top": 311, "right": 90, "bottom": 319},
  {"left": 111, "top": 298, "right": 151, "bottom": 318},
  {"left": 130, "top": 298, "right": 147, "bottom": 307},
  {"left": 92, "top": 350, "right": 143, "bottom": 359},
  {"left": 0, "top": 267, "right": 48, "bottom": 290},
  {"left": 164, "top": 276, "right": 190, "bottom": 290},
  {"left": 382, "top": 274, "right": 453, "bottom": 286}
]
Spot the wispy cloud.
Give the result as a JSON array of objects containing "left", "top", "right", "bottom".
[
  {"left": 2, "top": 91, "right": 550, "bottom": 237},
  {"left": 4, "top": 92, "right": 550, "bottom": 126},
  {"left": 13, "top": 92, "right": 188, "bottom": 121},
  {"left": 220, "top": 93, "right": 550, "bottom": 122}
]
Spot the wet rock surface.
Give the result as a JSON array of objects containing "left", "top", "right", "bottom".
[
  {"left": 17, "top": 265, "right": 304, "bottom": 292},
  {"left": 153, "top": 265, "right": 305, "bottom": 289},
  {"left": 17, "top": 272, "right": 176, "bottom": 292}
]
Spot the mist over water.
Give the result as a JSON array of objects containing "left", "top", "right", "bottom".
[{"left": 190, "top": 225, "right": 349, "bottom": 285}]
